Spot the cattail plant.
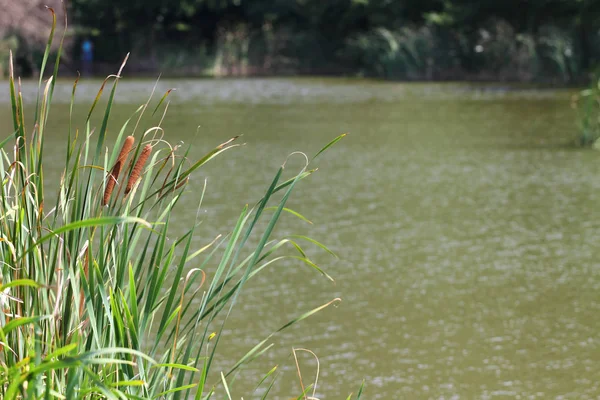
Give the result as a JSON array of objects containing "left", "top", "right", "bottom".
[{"left": 0, "top": 7, "right": 362, "bottom": 400}]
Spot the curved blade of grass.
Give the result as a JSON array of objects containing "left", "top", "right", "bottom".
[
  {"left": 46, "top": 343, "right": 78, "bottom": 359},
  {"left": 277, "top": 298, "right": 341, "bottom": 333},
  {"left": 152, "top": 89, "right": 176, "bottom": 116},
  {"left": 253, "top": 365, "right": 278, "bottom": 393},
  {"left": 287, "top": 235, "right": 338, "bottom": 258},
  {"left": 0, "top": 279, "right": 42, "bottom": 291},
  {"left": 153, "top": 384, "right": 197, "bottom": 399},
  {"left": 2, "top": 315, "right": 50, "bottom": 335},
  {"left": 287, "top": 256, "right": 334, "bottom": 282},
  {"left": 271, "top": 169, "right": 315, "bottom": 196},
  {"left": 224, "top": 338, "right": 271, "bottom": 378},
  {"left": 312, "top": 133, "right": 347, "bottom": 160},
  {"left": 260, "top": 373, "right": 279, "bottom": 400},
  {"left": 266, "top": 207, "right": 312, "bottom": 224},
  {"left": 185, "top": 234, "right": 221, "bottom": 263},
  {"left": 152, "top": 363, "right": 199, "bottom": 372},
  {"left": 108, "top": 380, "right": 145, "bottom": 387}
]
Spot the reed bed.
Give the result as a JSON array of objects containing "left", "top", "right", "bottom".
[{"left": 0, "top": 8, "right": 363, "bottom": 399}]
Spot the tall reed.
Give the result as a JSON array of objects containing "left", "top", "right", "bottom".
[{"left": 0, "top": 8, "right": 363, "bottom": 399}]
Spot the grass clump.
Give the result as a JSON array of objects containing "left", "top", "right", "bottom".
[{"left": 0, "top": 8, "right": 363, "bottom": 400}]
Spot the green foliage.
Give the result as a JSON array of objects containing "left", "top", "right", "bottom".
[
  {"left": 0, "top": 14, "right": 361, "bottom": 399},
  {"left": 342, "top": 19, "right": 590, "bottom": 81},
  {"left": 573, "top": 73, "right": 600, "bottom": 146},
  {"left": 63, "top": 0, "right": 600, "bottom": 80},
  {"left": 344, "top": 26, "right": 437, "bottom": 80}
]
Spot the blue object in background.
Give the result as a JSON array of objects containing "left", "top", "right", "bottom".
[
  {"left": 82, "top": 39, "right": 93, "bottom": 61},
  {"left": 82, "top": 39, "right": 93, "bottom": 76}
]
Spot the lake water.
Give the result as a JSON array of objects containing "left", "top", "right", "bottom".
[{"left": 2, "top": 78, "right": 600, "bottom": 399}]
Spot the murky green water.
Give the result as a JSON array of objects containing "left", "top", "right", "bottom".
[{"left": 2, "top": 78, "right": 600, "bottom": 399}]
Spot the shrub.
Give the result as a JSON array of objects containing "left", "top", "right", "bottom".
[
  {"left": 573, "top": 72, "right": 600, "bottom": 147},
  {"left": 344, "top": 26, "right": 437, "bottom": 80},
  {"left": 342, "top": 20, "right": 582, "bottom": 82}
]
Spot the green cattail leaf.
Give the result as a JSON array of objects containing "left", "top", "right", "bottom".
[
  {"left": 277, "top": 298, "right": 341, "bottom": 332},
  {"left": 287, "top": 234, "right": 338, "bottom": 258},
  {"left": 152, "top": 88, "right": 175, "bottom": 116},
  {"left": 313, "top": 133, "right": 347, "bottom": 160},
  {"left": 3, "top": 315, "right": 50, "bottom": 335},
  {"left": 0, "top": 279, "right": 42, "bottom": 291},
  {"left": 253, "top": 365, "right": 278, "bottom": 393},
  {"left": 289, "top": 256, "right": 335, "bottom": 282},
  {"left": 153, "top": 384, "right": 197, "bottom": 399},
  {"left": 152, "top": 363, "right": 199, "bottom": 372},
  {"left": 266, "top": 206, "right": 313, "bottom": 224}
]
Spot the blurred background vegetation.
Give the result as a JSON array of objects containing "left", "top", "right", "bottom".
[{"left": 2, "top": 0, "right": 600, "bottom": 82}]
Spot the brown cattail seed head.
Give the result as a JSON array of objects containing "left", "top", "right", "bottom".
[
  {"left": 102, "top": 161, "right": 120, "bottom": 206},
  {"left": 117, "top": 136, "right": 135, "bottom": 163},
  {"left": 125, "top": 144, "right": 152, "bottom": 195},
  {"left": 102, "top": 136, "right": 135, "bottom": 206}
]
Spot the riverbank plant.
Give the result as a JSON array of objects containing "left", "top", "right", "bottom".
[
  {"left": 573, "top": 72, "right": 600, "bottom": 147},
  {"left": 0, "top": 9, "right": 363, "bottom": 399}
]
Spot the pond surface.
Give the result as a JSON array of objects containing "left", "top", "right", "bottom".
[{"left": 2, "top": 78, "right": 600, "bottom": 399}]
